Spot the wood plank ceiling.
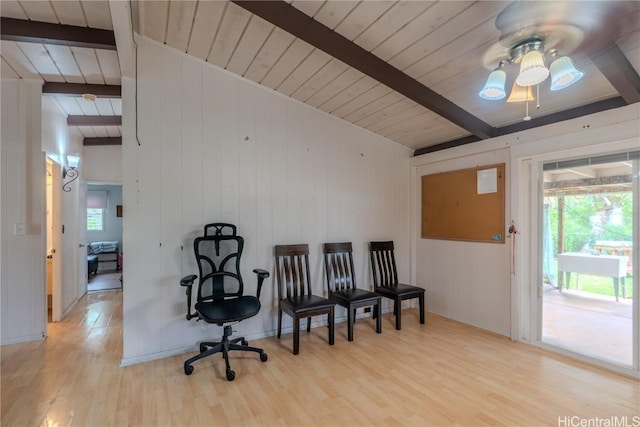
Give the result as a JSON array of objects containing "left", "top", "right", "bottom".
[
  {"left": 1, "top": 1, "right": 639, "bottom": 153},
  {"left": 0, "top": 0, "right": 122, "bottom": 145}
]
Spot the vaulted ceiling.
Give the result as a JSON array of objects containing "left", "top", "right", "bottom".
[{"left": 2, "top": 1, "right": 639, "bottom": 154}]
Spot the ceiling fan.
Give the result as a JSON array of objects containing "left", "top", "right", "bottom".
[{"left": 479, "top": 1, "right": 634, "bottom": 120}]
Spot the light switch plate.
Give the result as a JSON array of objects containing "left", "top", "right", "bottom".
[{"left": 14, "top": 223, "right": 25, "bottom": 235}]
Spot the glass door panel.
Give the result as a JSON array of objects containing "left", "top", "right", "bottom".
[{"left": 541, "top": 153, "right": 637, "bottom": 366}]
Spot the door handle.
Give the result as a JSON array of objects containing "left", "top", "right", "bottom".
[{"left": 79, "top": 244, "right": 85, "bottom": 248}]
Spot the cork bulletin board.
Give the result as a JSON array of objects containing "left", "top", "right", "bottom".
[{"left": 421, "top": 163, "right": 505, "bottom": 243}]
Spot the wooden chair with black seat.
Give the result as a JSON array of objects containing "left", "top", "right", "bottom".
[
  {"left": 180, "top": 223, "right": 269, "bottom": 381},
  {"left": 369, "top": 241, "right": 425, "bottom": 330},
  {"left": 323, "top": 242, "right": 382, "bottom": 341},
  {"left": 274, "top": 244, "right": 335, "bottom": 355}
]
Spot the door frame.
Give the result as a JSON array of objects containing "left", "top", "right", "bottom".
[
  {"left": 511, "top": 139, "right": 639, "bottom": 378},
  {"left": 47, "top": 158, "right": 63, "bottom": 323}
]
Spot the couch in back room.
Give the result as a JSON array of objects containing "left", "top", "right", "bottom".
[{"left": 88, "top": 241, "right": 120, "bottom": 272}]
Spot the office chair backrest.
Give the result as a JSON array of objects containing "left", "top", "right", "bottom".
[
  {"left": 369, "top": 241, "right": 399, "bottom": 288},
  {"left": 323, "top": 242, "right": 356, "bottom": 293},
  {"left": 194, "top": 223, "right": 244, "bottom": 302},
  {"left": 274, "top": 244, "right": 312, "bottom": 300}
]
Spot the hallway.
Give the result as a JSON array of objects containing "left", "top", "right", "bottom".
[{"left": 87, "top": 271, "right": 122, "bottom": 292}]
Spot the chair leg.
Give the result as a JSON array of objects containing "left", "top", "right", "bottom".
[
  {"left": 293, "top": 316, "right": 300, "bottom": 355},
  {"left": 395, "top": 298, "right": 402, "bottom": 330},
  {"left": 375, "top": 301, "right": 382, "bottom": 333},
  {"left": 228, "top": 342, "right": 264, "bottom": 355},
  {"left": 277, "top": 309, "right": 282, "bottom": 339},
  {"left": 328, "top": 307, "right": 335, "bottom": 345},
  {"left": 306, "top": 317, "right": 311, "bottom": 333},
  {"left": 419, "top": 293, "right": 425, "bottom": 324},
  {"left": 222, "top": 340, "right": 232, "bottom": 373},
  {"left": 347, "top": 306, "right": 354, "bottom": 342}
]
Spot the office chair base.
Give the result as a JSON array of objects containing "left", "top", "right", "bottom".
[{"left": 183, "top": 325, "right": 267, "bottom": 381}]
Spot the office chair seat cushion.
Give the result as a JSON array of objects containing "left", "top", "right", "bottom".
[
  {"left": 331, "top": 288, "right": 380, "bottom": 304},
  {"left": 281, "top": 295, "right": 335, "bottom": 312},
  {"left": 375, "top": 283, "right": 424, "bottom": 296},
  {"left": 195, "top": 296, "right": 261, "bottom": 323}
]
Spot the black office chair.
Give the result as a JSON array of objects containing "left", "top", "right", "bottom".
[
  {"left": 369, "top": 241, "right": 425, "bottom": 330},
  {"left": 180, "top": 223, "right": 269, "bottom": 381},
  {"left": 323, "top": 242, "right": 382, "bottom": 341}
]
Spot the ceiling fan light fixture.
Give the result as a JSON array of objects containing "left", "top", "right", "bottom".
[
  {"left": 506, "top": 82, "right": 535, "bottom": 103},
  {"left": 549, "top": 56, "right": 584, "bottom": 91},
  {"left": 515, "top": 50, "right": 549, "bottom": 86},
  {"left": 479, "top": 69, "right": 507, "bottom": 100}
]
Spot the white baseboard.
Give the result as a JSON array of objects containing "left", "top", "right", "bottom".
[
  {"left": 120, "top": 345, "right": 196, "bottom": 367},
  {"left": 1, "top": 333, "right": 45, "bottom": 345},
  {"left": 119, "top": 308, "right": 395, "bottom": 367}
]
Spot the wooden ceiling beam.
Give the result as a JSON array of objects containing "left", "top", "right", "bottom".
[
  {"left": 67, "top": 115, "right": 122, "bottom": 126},
  {"left": 1, "top": 17, "right": 116, "bottom": 50},
  {"left": 414, "top": 97, "right": 627, "bottom": 156},
  {"left": 232, "top": 0, "right": 495, "bottom": 140},
  {"left": 495, "top": 97, "right": 627, "bottom": 137},
  {"left": 84, "top": 137, "right": 122, "bottom": 146},
  {"left": 43, "top": 82, "right": 121, "bottom": 98},
  {"left": 590, "top": 44, "right": 640, "bottom": 105}
]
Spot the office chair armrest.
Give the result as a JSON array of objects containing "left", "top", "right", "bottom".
[
  {"left": 253, "top": 269, "right": 270, "bottom": 298},
  {"left": 180, "top": 274, "right": 199, "bottom": 320}
]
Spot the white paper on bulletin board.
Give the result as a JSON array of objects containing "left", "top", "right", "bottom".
[{"left": 477, "top": 168, "right": 497, "bottom": 194}]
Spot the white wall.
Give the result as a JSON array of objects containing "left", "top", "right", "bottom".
[
  {"left": 412, "top": 149, "right": 511, "bottom": 336},
  {"left": 120, "top": 37, "right": 412, "bottom": 364},
  {"left": 411, "top": 103, "right": 640, "bottom": 339},
  {"left": 83, "top": 145, "right": 122, "bottom": 184},
  {"left": 1, "top": 80, "right": 46, "bottom": 344},
  {"left": 1, "top": 80, "right": 85, "bottom": 344},
  {"left": 87, "top": 184, "right": 123, "bottom": 244}
]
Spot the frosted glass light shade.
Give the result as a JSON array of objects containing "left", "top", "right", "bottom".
[
  {"left": 66, "top": 154, "right": 80, "bottom": 168},
  {"left": 506, "top": 82, "right": 535, "bottom": 103},
  {"left": 549, "top": 56, "right": 584, "bottom": 91},
  {"left": 479, "top": 69, "right": 507, "bottom": 100},
  {"left": 515, "top": 50, "right": 549, "bottom": 86}
]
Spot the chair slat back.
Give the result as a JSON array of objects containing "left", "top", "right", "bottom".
[
  {"left": 194, "top": 230, "right": 244, "bottom": 302},
  {"left": 369, "top": 241, "right": 398, "bottom": 288},
  {"left": 275, "top": 244, "right": 312, "bottom": 300},
  {"left": 323, "top": 242, "right": 356, "bottom": 293}
]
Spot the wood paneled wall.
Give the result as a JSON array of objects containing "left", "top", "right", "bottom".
[
  {"left": 414, "top": 149, "right": 511, "bottom": 336},
  {"left": 1, "top": 81, "right": 84, "bottom": 344},
  {"left": 120, "top": 38, "right": 412, "bottom": 364}
]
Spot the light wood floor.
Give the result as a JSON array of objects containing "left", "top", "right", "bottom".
[{"left": 2, "top": 291, "right": 638, "bottom": 426}]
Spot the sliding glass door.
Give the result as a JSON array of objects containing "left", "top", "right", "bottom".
[{"left": 540, "top": 151, "right": 638, "bottom": 367}]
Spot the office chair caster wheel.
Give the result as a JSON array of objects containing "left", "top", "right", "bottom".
[
  {"left": 226, "top": 369, "right": 236, "bottom": 381},
  {"left": 241, "top": 339, "right": 248, "bottom": 346},
  {"left": 260, "top": 352, "right": 268, "bottom": 362},
  {"left": 199, "top": 344, "right": 207, "bottom": 353},
  {"left": 184, "top": 364, "right": 194, "bottom": 375}
]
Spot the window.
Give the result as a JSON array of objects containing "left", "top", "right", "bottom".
[
  {"left": 87, "top": 189, "right": 108, "bottom": 231},
  {"left": 87, "top": 208, "right": 104, "bottom": 231}
]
